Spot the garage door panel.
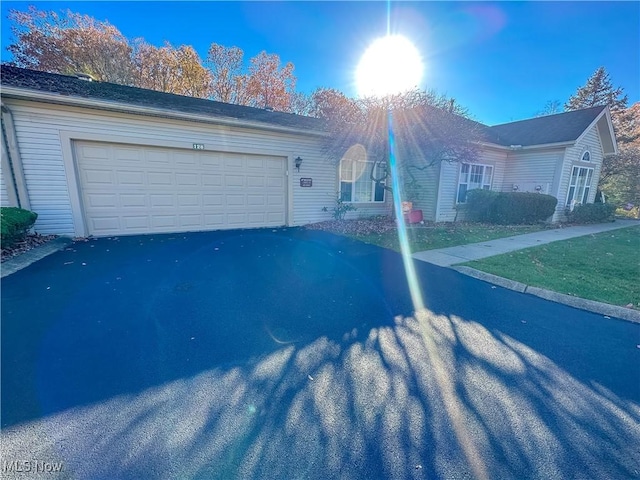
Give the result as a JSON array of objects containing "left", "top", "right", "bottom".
[
  {"left": 226, "top": 195, "right": 245, "bottom": 206},
  {"left": 117, "top": 171, "right": 145, "bottom": 185},
  {"left": 76, "top": 141, "right": 286, "bottom": 236},
  {"left": 147, "top": 172, "right": 173, "bottom": 186},
  {"left": 203, "top": 194, "right": 224, "bottom": 206},
  {"left": 86, "top": 193, "right": 118, "bottom": 208},
  {"left": 246, "top": 176, "right": 265, "bottom": 187},
  {"left": 247, "top": 158, "right": 264, "bottom": 169},
  {"left": 176, "top": 173, "right": 199, "bottom": 187},
  {"left": 151, "top": 215, "right": 177, "bottom": 228},
  {"left": 83, "top": 169, "right": 114, "bottom": 185},
  {"left": 267, "top": 176, "right": 284, "bottom": 188},
  {"left": 202, "top": 174, "right": 223, "bottom": 187},
  {"left": 247, "top": 195, "right": 265, "bottom": 206},
  {"left": 224, "top": 156, "right": 243, "bottom": 168},
  {"left": 114, "top": 148, "right": 143, "bottom": 163},
  {"left": 123, "top": 216, "right": 150, "bottom": 229},
  {"left": 79, "top": 145, "right": 110, "bottom": 160},
  {"left": 204, "top": 213, "right": 225, "bottom": 225},
  {"left": 178, "top": 194, "right": 199, "bottom": 207},
  {"left": 91, "top": 217, "right": 120, "bottom": 232},
  {"left": 268, "top": 194, "right": 285, "bottom": 205},
  {"left": 267, "top": 212, "right": 285, "bottom": 223},
  {"left": 175, "top": 152, "right": 198, "bottom": 165},
  {"left": 201, "top": 154, "right": 223, "bottom": 168},
  {"left": 225, "top": 175, "right": 244, "bottom": 187},
  {"left": 149, "top": 194, "right": 174, "bottom": 207},
  {"left": 146, "top": 151, "right": 171, "bottom": 164},
  {"left": 179, "top": 214, "right": 202, "bottom": 227},
  {"left": 120, "top": 194, "right": 147, "bottom": 208}
]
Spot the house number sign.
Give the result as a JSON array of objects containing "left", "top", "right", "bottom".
[
  {"left": 193, "top": 144, "right": 205, "bottom": 150},
  {"left": 300, "top": 178, "right": 312, "bottom": 187}
]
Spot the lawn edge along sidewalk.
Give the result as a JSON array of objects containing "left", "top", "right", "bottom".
[
  {"left": 1, "top": 237, "right": 73, "bottom": 279},
  {"left": 453, "top": 266, "right": 640, "bottom": 324}
]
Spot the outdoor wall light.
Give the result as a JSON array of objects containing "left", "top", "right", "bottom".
[
  {"left": 513, "top": 184, "right": 519, "bottom": 191},
  {"left": 294, "top": 156, "right": 303, "bottom": 172},
  {"left": 535, "top": 185, "right": 542, "bottom": 192}
]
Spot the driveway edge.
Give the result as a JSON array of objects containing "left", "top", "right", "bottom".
[
  {"left": 1, "top": 237, "right": 73, "bottom": 278},
  {"left": 452, "top": 266, "right": 640, "bottom": 324}
]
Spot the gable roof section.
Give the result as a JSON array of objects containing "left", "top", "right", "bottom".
[
  {"left": 0, "top": 65, "right": 324, "bottom": 132},
  {"left": 487, "top": 105, "right": 607, "bottom": 147},
  {"left": 1, "top": 66, "right": 614, "bottom": 150}
]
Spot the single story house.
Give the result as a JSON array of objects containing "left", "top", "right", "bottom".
[{"left": 1, "top": 65, "right": 617, "bottom": 237}]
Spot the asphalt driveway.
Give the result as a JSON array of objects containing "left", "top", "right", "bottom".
[{"left": 1, "top": 227, "right": 639, "bottom": 479}]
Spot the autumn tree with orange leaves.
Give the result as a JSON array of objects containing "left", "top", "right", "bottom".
[
  {"left": 132, "top": 41, "right": 211, "bottom": 98},
  {"left": 7, "top": 6, "right": 134, "bottom": 84},
  {"left": 6, "top": 6, "right": 298, "bottom": 110}
]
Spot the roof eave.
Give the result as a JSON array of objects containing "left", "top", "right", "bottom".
[
  {"left": 480, "top": 140, "right": 574, "bottom": 150},
  {"left": 0, "top": 86, "right": 328, "bottom": 137},
  {"left": 574, "top": 106, "right": 618, "bottom": 155}
]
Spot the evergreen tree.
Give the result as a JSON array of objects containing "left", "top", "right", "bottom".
[{"left": 565, "top": 67, "right": 628, "bottom": 112}]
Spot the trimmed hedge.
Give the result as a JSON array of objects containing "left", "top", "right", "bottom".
[
  {"left": 466, "top": 190, "right": 557, "bottom": 224},
  {"left": 566, "top": 203, "right": 616, "bottom": 224},
  {"left": 1, "top": 207, "right": 38, "bottom": 248}
]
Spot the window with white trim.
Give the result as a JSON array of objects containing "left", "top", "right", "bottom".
[
  {"left": 456, "top": 163, "right": 493, "bottom": 203},
  {"left": 339, "top": 146, "right": 385, "bottom": 203},
  {"left": 581, "top": 151, "right": 591, "bottom": 162},
  {"left": 566, "top": 166, "right": 593, "bottom": 208}
]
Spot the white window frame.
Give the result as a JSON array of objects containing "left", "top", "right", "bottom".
[
  {"left": 581, "top": 150, "right": 591, "bottom": 162},
  {"left": 456, "top": 163, "right": 493, "bottom": 204},
  {"left": 566, "top": 166, "right": 594, "bottom": 209},
  {"left": 339, "top": 160, "right": 386, "bottom": 203}
]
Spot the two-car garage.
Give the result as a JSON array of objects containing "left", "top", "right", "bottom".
[{"left": 74, "top": 141, "right": 287, "bottom": 236}]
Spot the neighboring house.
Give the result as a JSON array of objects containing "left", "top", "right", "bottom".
[{"left": 1, "top": 66, "right": 617, "bottom": 237}]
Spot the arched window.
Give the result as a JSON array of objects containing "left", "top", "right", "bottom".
[{"left": 581, "top": 151, "right": 590, "bottom": 162}]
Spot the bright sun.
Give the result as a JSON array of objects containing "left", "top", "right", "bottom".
[{"left": 356, "top": 35, "right": 424, "bottom": 98}]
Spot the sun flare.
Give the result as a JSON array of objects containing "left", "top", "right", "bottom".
[{"left": 356, "top": 35, "right": 424, "bottom": 98}]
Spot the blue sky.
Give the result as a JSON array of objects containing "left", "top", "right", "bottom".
[{"left": 1, "top": 1, "right": 638, "bottom": 125}]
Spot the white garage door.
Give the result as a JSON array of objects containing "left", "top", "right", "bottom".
[{"left": 75, "top": 141, "right": 287, "bottom": 236}]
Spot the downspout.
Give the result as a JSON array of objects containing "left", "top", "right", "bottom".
[{"left": 1, "top": 102, "right": 30, "bottom": 210}]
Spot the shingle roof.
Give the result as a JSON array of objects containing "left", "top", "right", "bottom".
[
  {"left": 0, "top": 65, "right": 324, "bottom": 132},
  {"left": 1, "top": 65, "right": 606, "bottom": 147},
  {"left": 487, "top": 105, "right": 607, "bottom": 146}
]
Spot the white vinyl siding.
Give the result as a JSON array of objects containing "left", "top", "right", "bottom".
[
  {"left": 501, "top": 148, "right": 564, "bottom": 196},
  {"left": 557, "top": 125, "right": 604, "bottom": 220},
  {"left": 456, "top": 163, "right": 493, "bottom": 203},
  {"left": 3, "top": 99, "right": 334, "bottom": 236},
  {"left": 565, "top": 166, "right": 593, "bottom": 209}
]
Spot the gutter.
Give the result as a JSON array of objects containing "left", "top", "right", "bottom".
[
  {"left": 0, "top": 102, "right": 30, "bottom": 209},
  {"left": 0, "top": 86, "right": 329, "bottom": 138},
  {"left": 477, "top": 140, "right": 575, "bottom": 151}
]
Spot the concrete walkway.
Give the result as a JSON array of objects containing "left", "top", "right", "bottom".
[{"left": 412, "top": 219, "right": 639, "bottom": 267}]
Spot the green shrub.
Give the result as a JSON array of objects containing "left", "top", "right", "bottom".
[
  {"left": 322, "top": 193, "right": 357, "bottom": 220},
  {"left": 567, "top": 203, "right": 616, "bottom": 224},
  {"left": 466, "top": 191, "right": 557, "bottom": 224},
  {"left": 1, "top": 207, "right": 38, "bottom": 248},
  {"left": 466, "top": 189, "right": 499, "bottom": 222}
]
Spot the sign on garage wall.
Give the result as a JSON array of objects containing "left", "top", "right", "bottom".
[{"left": 300, "top": 178, "right": 312, "bottom": 187}]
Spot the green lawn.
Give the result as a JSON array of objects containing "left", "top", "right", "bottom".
[
  {"left": 349, "top": 223, "right": 549, "bottom": 253},
  {"left": 464, "top": 225, "right": 640, "bottom": 307}
]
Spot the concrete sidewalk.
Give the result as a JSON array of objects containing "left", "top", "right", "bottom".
[{"left": 412, "top": 219, "right": 639, "bottom": 267}]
